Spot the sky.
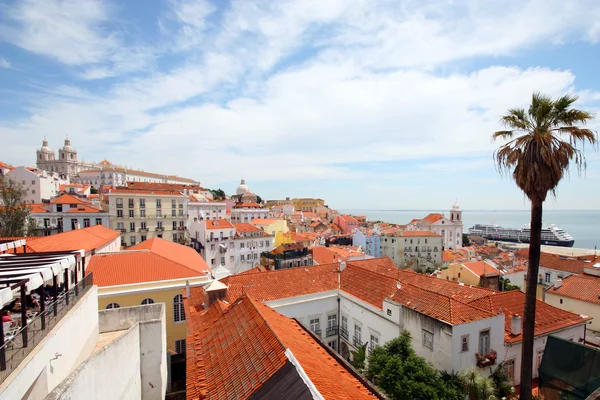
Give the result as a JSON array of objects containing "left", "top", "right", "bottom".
[{"left": 1, "top": 0, "right": 600, "bottom": 211}]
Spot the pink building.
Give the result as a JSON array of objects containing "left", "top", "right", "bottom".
[{"left": 334, "top": 215, "right": 360, "bottom": 235}]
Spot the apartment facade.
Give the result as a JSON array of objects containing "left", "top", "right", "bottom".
[
  {"left": 229, "top": 203, "right": 269, "bottom": 223},
  {"left": 291, "top": 198, "right": 325, "bottom": 212},
  {"left": 6, "top": 166, "right": 68, "bottom": 204},
  {"left": 353, "top": 229, "right": 382, "bottom": 258},
  {"left": 188, "top": 196, "right": 227, "bottom": 225},
  {"left": 107, "top": 189, "right": 189, "bottom": 247},
  {"left": 30, "top": 194, "right": 109, "bottom": 235},
  {"left": 381, "top": 230, "right": 443, "bottom": 268}
]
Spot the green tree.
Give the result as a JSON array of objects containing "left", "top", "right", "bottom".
[
  {"left": 0, "top": 178, "right": 30, "bottom": 237},
  {"left": 90, "top": 186, "right": 98, "bottom": 194},
  {"left": 460, "top": 368, "right": 497, "bottom": 400},
  {"left": 367, "top": 331, "right": 464, "bottom": 400},
  {"left": 490, "top": 363, "right": 517, "bottom": 399},
  {"left": 350, "top": 342, "right": 368, "bottom": 371},
  {"left": 25, "top": 216, "right": 39, "bottom": 237},
  {"left": 462, "top": 233, "right": 470, "bottom": 246},
  {"left": 209, "top": 188, "right": 226, "bottom": 200},
  {"left": 256, "top": 195, "right": 263, "bottom": 204},
  {"left": 499, "top": 277, "right": 520, "bottom": 291},
  {"left": 492, "top": 92, "right": 597, "bottom": 399}
]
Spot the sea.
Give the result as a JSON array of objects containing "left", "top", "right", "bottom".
[{"left": 340, "top": 210, "right": 600, "bottom": 250}]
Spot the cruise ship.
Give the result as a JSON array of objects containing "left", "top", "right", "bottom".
[{"left": 468, "top": 223, "right": 575, "bottom": 247}]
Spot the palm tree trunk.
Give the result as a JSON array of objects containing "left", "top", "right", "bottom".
[{"left": 520, "top": 199, "right": 543, "bottom": 400}]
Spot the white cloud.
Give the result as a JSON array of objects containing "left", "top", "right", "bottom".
[
  {"left": 0, "top": 57, "right": 11, "bottom": 69},
  {"left": 2, "top": 0, "right": 600, "bottom": 209}
]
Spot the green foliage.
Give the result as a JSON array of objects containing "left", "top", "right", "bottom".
[
  {"left": 490, "top": 363, "right": 516, "bottom": 399},
  {"left": 460, "top": 368, "right": 498, "bottom": 400},
  {"left": 350, "top": 342, "right": 368, "bottom": 371},
  {"left": 209, "top": 188, "right": 226, "bottom": 200},
  {"left": 367, "top": 331, "right": 464, "bottom": 400},
  {"left": 90, "top": 186, "right": 98, "bottom": 194},
  {"left": 500, "top": 277, "right": 520, "bottom": 291},
  {"left": 25, "top": 216, "right": 39, "bottom": 237},
  {"left": 256, "top": 195, "right": 262, "bottom": 204},
  {"left": 0, "top": 178, "right": 30, "bottom": 237},
  {"left": 463, "top": 233, "right": 470, "bottom": 246}
]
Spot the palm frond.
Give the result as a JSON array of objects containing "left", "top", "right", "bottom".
[
  {"left": 492, "top": 131, "right": 514, "bottom": 140},
  {"left": 499, "top": 108, "right": 530, "bottom": 130}
]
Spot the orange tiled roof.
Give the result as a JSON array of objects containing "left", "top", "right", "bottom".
[
  {"left": 0, "top": 161, "right": 14, "bottom": 170},
  {"left": 130, "top": 237, "right": 211, "bottom": 274},
  {"left": 78, "top": 167, "right": 197, "bottom": 183},
  {"left": 233, "top": 202, "right": 263, "bottom": 208},
  {"left": 518, "top": 250, "right": 600, "bottom": 275},
  {"left": 390, "top": 283, "right": 494, "bottom": 325},
  {"left": 462, "top": 261, "right": 500, "bottom": 277},
  {"left": 233, "top": 223, "right": 261, "bottom": 233},
  {"left": 468, "top": 291, "right": 591, "bottom": 343},
  {"left": 125, "top": 181, "right": 206, "bottom": 191},
  {"left": 185, "top": 294, "right": 378, "bottom": 399},
  {"left": 50, "top": 194, "right": 88, "bottom": 205},
  {"left": 547, "top": 273, "right": 600, "bottom": 305},
  {"left": 205, "top": 219, "right": 234, "bottom": 230},
  {"left": 220, "top": 264, "right": 339, "bottom": 303},
  {"left": 340, "top": 264, "right": 399, "bottom": 309},
  {"left": 338, "top": 215, "right": 359, "bottom": 223},
  {"left": 29, "top": 204, "right": 49, "bottom": 213},
  {"left": 89, "top": 239, "right": 210, "bottom": 286},
  {"left": 250, "top": 218, "right": 279, "bottom": 225},
  {"left": 66, "top": 205, "right": 104, "bottom": 213},
  {"left": 25, "top": 225, "right": 119, "bottom": 253},
  {"left": 421, "top": 213, "right": 444, "bottom": 224},
  {"left": 108, "top": 188, "right": 186, "bottom": 196},
  {"left": 347, "top": 258, "right": 399, "bottom": 278}
]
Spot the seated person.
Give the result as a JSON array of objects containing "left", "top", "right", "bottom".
[
  {"left": 25, "top": 295, "right": 40, "bottom": 311},
  {"left": 12, "top": 298, "right": 21, "bottom": 313},
  {"left": 2, "top": 310, "right": 16, "bottom": 328}
]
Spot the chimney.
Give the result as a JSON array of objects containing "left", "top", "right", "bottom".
[
  {"left": 185, "top": 280, "right": 190, "bottom": 298},
  {"left": 511, "top": 314, "right": 522, "bottom": 336},
  {"left": 339, "top": 260, "right": 347, "bottom": 272},
  {"left": 554, "top": 279, "right": 563, "bottom": 289}
]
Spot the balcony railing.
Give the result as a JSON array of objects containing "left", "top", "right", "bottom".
[
  {"left": 340, "top": 327, "right": 349, "bottom": 340},
  {"left": 353, "top": 335, "right": 362, "bottom": 348},
  {"left": 311, "top": 328, "right": 322, "bottom": 338},
  {"left": 139, "top": 227, "right": 149, "bottom": 232},
  {"left": 0, "top": 273, "right": 94, "bottom": 384},
  {"left": 155, "top": 227, "right": 164, "bottom": 231},
  {"left": 326, "top": 326, "right": 338, "bottom": 337},
  {"left": 119, "top": 229, "right": 126, "bottom": 233}
]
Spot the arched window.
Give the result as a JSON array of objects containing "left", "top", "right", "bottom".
[
  {"left": 141, "top": 298, "right": 154, "bottom": 305},
  {"left": 173, "top": 294, "right": 185, "bottom": 322},
  {"left": 106, "top": 302, "right": 120, "bottom": 309}
]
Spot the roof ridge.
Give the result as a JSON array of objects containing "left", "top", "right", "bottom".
[
  {"left": 344, "top": 263, "right": 398, "bottom": 282},
  {"left": 243, "top": 295, "right": 290, "bottom": 355}
]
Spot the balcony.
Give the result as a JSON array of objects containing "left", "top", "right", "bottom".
[
  {"left": 340, "top": 327, "right": 349, "bottom": 340},
  {"left": 475, "top": 350, "right": 497, "bottom": 368},
  {"left": 311, "top": 328, "right": 322, "bottom": 338},
  {"left": 155, "top": 227, "right": 164, "bottom": 232},
  {"left": 353, "top": 335, "right": 363, "bottom": 348},
  {"left": 326, "top": 326, "right": 338, "bottom": 337},
  {"left": 139, "top": 227, "right": 149, "bottom": 232},
  {"left": 119, "top": 229, "right": 126, "bottom": 233}
]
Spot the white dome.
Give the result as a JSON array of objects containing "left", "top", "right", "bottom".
[
  {"left": 452, "top": 201, "right": 461, "bottom": 211},
  {"left": 40, "top": 138, "right": 53, "bottom": 154},
  {"left": 62, "top": 138, "right": 74, "bottom": 152},
  {"left": 236, "top": 179, "right": 249, "bottom": 195}
]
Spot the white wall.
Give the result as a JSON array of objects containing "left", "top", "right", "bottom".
[
  {"left": 450, "top": 315, "right": 505, "bottom": 374},
  {"left": 546, "top": 294, "right": 600, "bottom": 331},
  {"left": 504, "top": 270, "right": 525, "bottom": 290},
  {"left": 0, "top": 286, "right": 99, "bottom": 400},
  {"left": 503, "top": 324, "right": 586, "bottom": 385}
]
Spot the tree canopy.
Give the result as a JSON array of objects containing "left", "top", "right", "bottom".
[
  {"left": 209, "top": 188, "right": 226, "bottom": 200},
  {"left": 366, "top": 331, "right": 464, "bottom": 400},
  {"left": 0, "top": 178, "right": 31, "bottom": 237}
]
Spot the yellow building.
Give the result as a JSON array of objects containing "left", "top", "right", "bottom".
[
  {"left": 87, "top": 237, "right": 212, "bottom": 354},
  {"left": 251, "top": 218, "right": 289, "bottom": 246},
  {"left": 438, "top": 260, "right": 500, "bottom": 290},
  {"left": 291, "top": 198, "right": 325, "bottom": 212}
]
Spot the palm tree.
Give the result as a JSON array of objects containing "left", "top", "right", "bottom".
[{"left": 492, "top": 93, "right": 597, "bottom": 399}]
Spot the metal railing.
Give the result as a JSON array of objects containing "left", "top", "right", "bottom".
[
  {"left": 353, "top": 335, "right": 362, "bottom": 348},
  {"left": 0, "top": 273, "right": 94, "bottom": 384},
  {"left": 326, "top": 326, "right": 338, "bottom": 337},
  {"left": 340, "top": 327, "right": 349, "bottom": 340},
  {"left": 311, "top": 328, "right": 322, "bottom": 338}
]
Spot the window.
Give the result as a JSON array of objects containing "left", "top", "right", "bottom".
[
  {"left": 422, "top": 329, "right": 433, "bottom": 350},
  {"left": 156, "top": 199, "right": 162, "bottom": 208},
  {"left": 370, "top": 334, "right": 379, "bottom": 351},
  {"left": 210, "top": 244, "right": 215, "bottom": 250},
  {"left": 172, "top": 199, "right": 176, "bottom": 208},
  {"left": 130, "top": 236, "right": 136, "bottom": 245},
  {"left": 141, "top": 298, "right": 154, "bottom": 305},
  {"left": 106, "top": 303, "right": 120, "bottom": 309},
  {"left": 327, "top": 314, "right": 337, "bottom": 333},
  {"left": 141, "top": 221, "right": 147, "bottom": 230},
  {"left": 57, "top": 204, "right": 63, "bottom": 212},
  {"left": 537, "top": 349, "right": 544, "bottom": 371},
  {"left": 310, "top": 318, "right": 320, "bottom": 334},
  {"left": 504, "top": 359, "right": 515, "bottom": 382},
  {"left": 117, "top": 209, "right": 123, "bottom": 218},
  {"left": 140, "top": 209, "right": 146, "bottom": 218},
  {"left": 96, "top": 218, "right": 102, "bottom": 225},
  {"left": 141, "top": 235, "right": 147, "bottom": 241},
  {"left": 229, "top": 256, "right": 234, "bottom": 262},
  {"left": 157, "top": 221, "right": 163, "bottom": 229},
  {"left": 479, "top": 329, "right": 490, "bottom": 355},
  {"left": 173, "top": 294, "right": 185, "bottom": 322},
  {"left": 83, "top": 218, "right": 90, "bottom": 227},
  {"left": 139, "top": 199, "right": 145, "bottom": 208},
  {"left": 175, "top": 339, "right": 186, "bottom": 354},
  {"left": 221, "top": 256, "right": 225, "bottom": 264},
  {"left": 172, "top": 209, "right": 176, "bottom": 217},
  {"left": 117, "top": 222, "right": 124, "bottom": 231},
  {"left": 157, "top": 209, "right": 162, "bottom": 218},
  {"left": 240, "top": 242, "right": 245, "bottom": 248},
  {"left": 328, "top": 341, "right": 336, "bottom": 351},
  {"left": 129, "top": 209, "right": 134, "bottom": 218},
  {"left": 354, "top": 324, "right": 362, "bottom": 344},
  {"left": 116, "top": 198, "right": 123, "bottom": 208},
  {"left": 129, "top": 222, "right": 134, "bottom": 232},
  {"left": 211, "top": 258, "right": 216, "bottom": 265},
  {"left": 461, "top": 335, "right": 469, "bottom": 352},
  {"left": 560, "top": 298, "right": 563, "bottom": 304},
  {"left": 128, "top": 199, "right": 134, "bottom": 208},
  {"left": 387, "top": 309, "right": 392, "bottom": 316},
  {"left": 32, "top": 190, "right": 35, "bottom": 194},
  {"left": 240, "top": 255, "right": 245, "bottom": 261},
  {"left": 179, "top": 210, "right": 183, "bottom": 216},
  {"left": 173, "top": 221, "right": 177, "bottom": 230},
  {"left": 545, "top": 273, "right": 551, "bottom": 283}
]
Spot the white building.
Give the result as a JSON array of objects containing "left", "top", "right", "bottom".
[
  {"left": 209, "top": 257, "right": 589, "bottom": 386},
  {"left": 187, "top": 194, "right": 227, "bottom": 225},
  {"left": 189, "top": 219, "right": 273, "bottom": 274},
  {"left": 30, "top": 194, "right": 109, "bottom": 235},
  {"left": 380, "top": 229, "right": 443, "bottom": 268},
  {"left": 6, "top": 166, "right": 69, "bottom": 204},
  {"left": 106, "top": 188, "right": 189, "bottom": 247},
  {"left": 408, "top": 202, "right": 464, "bottom": 250},
  {"left": 229, "top": 179, "right": 268, "bottom": 223},
  {"left": 35, "top": 137, "right": 97, "bottom": 177}
]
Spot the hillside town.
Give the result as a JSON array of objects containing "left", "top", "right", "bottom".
[{"left": 0, "top": 138, "right": 599, "bottom": 400}]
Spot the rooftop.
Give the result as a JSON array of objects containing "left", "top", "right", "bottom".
[
  {"left": 185, "top": 294, "right": 380, "bottom": 399},
  {"left": 546, "top": 273, "right": 600, "bottom": 305},
  {"left": 50, "top": 194, "right": 88, "bottom": 205},
  {"left": 205, "top": 219, "right": 234, "bottom": 230},
  {"left": 4, "top": 225, "right": 120, "bottom": 253}
]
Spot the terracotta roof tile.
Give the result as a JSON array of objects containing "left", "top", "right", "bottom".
[
  {"left": 340, "top": 264, "right": 398, "bottom": 309},
  {"left": 23, "top": 225, "right": 119, "bottom": 253},
  {"left": 29, "top": 204, "right": 49, "bottom": 213},
  {"left": 460, "top": 261, "right": 500, "bottom": 277},
  {"left": 130, "top": 237, "right": 211, "bottom": 274},
  {"left": 421, "top": 213, "right": 444, "bottom": 224},
  {"left": 66, "top": 205, "right": 104, "bottom": 213},
  {"left": 205, "top": 219, "right": 234, "bottom": 230},
  {"left": 518, "top": 250, "right": 600, "bottom": 274},
  {"left": 233, "top": 223, "right": 261, "bottom": 233},
  {"left": 547, "top": 273, "right": 600, "bottom": 305},
  {"left": 467, "top": 291, "right": 591, "bottom": 343},
  {"left": 50, "top": 194, "right": 88, "bottom": 205},
  {"left": 250, "top": 218, "right": 279, "bottom": 225}
]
